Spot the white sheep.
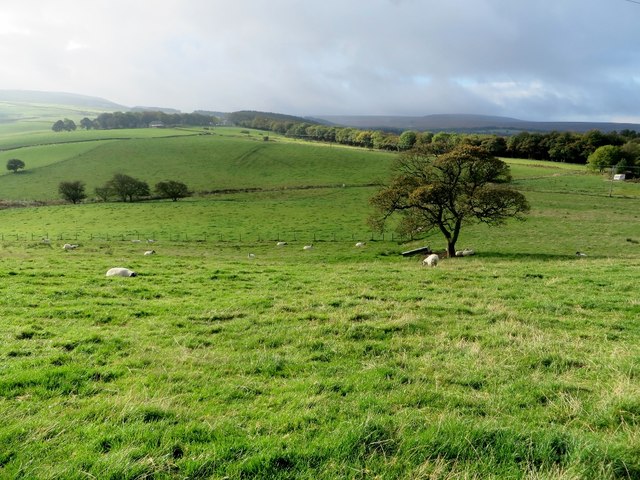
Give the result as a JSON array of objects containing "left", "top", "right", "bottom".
[
  {"left": 41, "top": 237, "right": 51, "bottom": 244},
  {"left": 303, "top": 244, "right": 313, "bottom": 250},
  {"left": 247, "top": 253, "right": 256, "bottom": 259},
  {"left": 144, "top": 250, "right": 156, "bottom": 256},
  {"left": 106, "top": 267, "right": 137, "bottom": 277},
  {"left": 576, "top": 251, "right": 587, "bottom": 257},
  {"left": 276, "top": 241, "right": 287, "bottom": 246},
  {"left": 422, "top": 253, "right": 439, "bottom": 267},
  {"left": 455, "top": 248, "right": 475, "bottom": 257},
  {"left": 131, "top": 239, "right": 142, "bottom": 243},
  {"left": 355, "top": 242, "right": 366, "bottom": 247},
  {"left": 147, "top": 239, "right": 156, "bottom": 243},
  {"left": 62, "top": 243, "right": 78, "bottom": 250}
]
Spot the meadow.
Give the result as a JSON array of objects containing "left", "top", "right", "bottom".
[{"left": 0, "top": 116, "right": 639, "bottom": 478}]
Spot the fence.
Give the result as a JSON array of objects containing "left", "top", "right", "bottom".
[{"left": 0, "top": 230, "right": 415, "bottom": 244}]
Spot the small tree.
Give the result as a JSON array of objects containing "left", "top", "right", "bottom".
[
  {"left": 370, "top": 144, "right": 530, "bottom": 257},
  {"left": 94, "top": 186, "right": 112, "bottom": 202},
  {"left": 6, "top": 158, "right": 25, "bottom": 173},
  {"left": 58, "top": 180, "right": 87, "bottom": 204},
  {"left": 105, "top": 173, "right": 150, "bottom": 202},
  {"left": 587, "top": 145, "right": 621, "bottom": 173},
  {"left": 155, "top": 180, "right": 190, "bottom": 201}
]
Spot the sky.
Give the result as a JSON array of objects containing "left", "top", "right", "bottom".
[{"left": 1, "top": 0, "right": 639, "bottom": 122}]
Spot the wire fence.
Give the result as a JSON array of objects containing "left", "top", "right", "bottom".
[{"left": 0, "top": 230, "right": 415, "bottom": 244}]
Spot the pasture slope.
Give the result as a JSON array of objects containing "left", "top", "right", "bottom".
[{"left": 0, "top": 112, "right": 639, "bottom": 478}]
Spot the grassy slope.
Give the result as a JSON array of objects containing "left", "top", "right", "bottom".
[
  {"left": 0, "top": 114, "right": 639, "bottom": 478},
  {"left": 0, "top": 129, "right": 394, "bottom": 201}
]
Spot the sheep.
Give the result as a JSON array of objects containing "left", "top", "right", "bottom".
[
  {"left": 144, "top": 250, "right": 156, "bottom": 256},
  {"left": 455, "top": 248, "right": 475, "bottom": 257},
  {"left": 576, "top": 251, "right": 587, "bottom": 257},
  {"left": 422, "top": 253, "right": 439, "bottom": 267},
  {"left": 147, "top": 239, "right": 156, "bottom": 244},
  {"left": 131, "top": 239, "right": 142, "bottom": 243},
  {"left": 247, "top": 253, "right": 256, "bottom": 259},
  {"left": 41, "top": 237, "right": 51, "bottom": 244},
  {"left": 62, "top": 243, "right": 78, "bottom": 250},
  {"left": 106, "top": 267, "right": 137, "bottom": 277},
  {"left": 276, "top": 241, "right": 287, "bottom": 246},
  {"left": 303, "top": 244, "right": 313, "bottom": 250},
  {"left": 355, "top": 242, "right": 366, "bottom": 247}
]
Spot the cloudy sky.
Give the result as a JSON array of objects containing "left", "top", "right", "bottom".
[{"left": 1, "top": 0, "right": 639, "bottom": 121}]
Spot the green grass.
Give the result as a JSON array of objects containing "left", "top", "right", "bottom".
[
  {"left": 0, "top": 240, "right": 638, "bottom": 478},
  {"left": 0, "top": 130, "right": 394, "bottom": 201},
  {"left": 0, "top": 119, "right": 640, "bottom": 478}
]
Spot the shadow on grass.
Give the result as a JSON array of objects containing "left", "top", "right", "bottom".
[{"left": 473, "top": 251, "right": 593, "bottom": 262}]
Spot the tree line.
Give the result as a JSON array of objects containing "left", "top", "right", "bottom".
[
  {"left": 53, "top": 111, "right": 219, "bottom": 131},
  {"left": 58, "top": 175, "right": 190, "bottom": 204},
  {"left": 235, "top": 115, "right": 640, "bottom": 172}
]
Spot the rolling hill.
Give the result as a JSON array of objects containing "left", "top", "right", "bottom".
[{"left": 314, "top": 113, "right": 640, "bottom": 134}]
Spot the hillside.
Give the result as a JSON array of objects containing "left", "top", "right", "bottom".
[
  {"left": 316, "top": 113, "right": 640, "bottom": 134},
  {"left": 0, "top": 90, "right": 127, "bottom": 111}
]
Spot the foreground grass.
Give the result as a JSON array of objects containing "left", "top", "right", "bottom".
[{"left": 0, "top": 240, "right": 639, "bottom": 478}]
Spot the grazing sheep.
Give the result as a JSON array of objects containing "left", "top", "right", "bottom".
[
  {"left": 62, "top": 243, "right": 78, "bottom": 250},
  {"left": 355, "top": 242, "right": 366, "bottom": 247},
  {"left": 276, "top": 241, "right": 287, "bottom": 246},
  {"left": 422, "top": 253, "right": 439, "bottom": 267},
  {"left": 144, "top": 250, "right": 156, "bottom": 256},
  {"left": 106, "top": 267, "right": 137, "bottom": 277},
  {"left": 303, "top": 244, "right": 313, "bottom": 250}
]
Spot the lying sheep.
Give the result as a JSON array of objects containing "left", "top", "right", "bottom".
[
  {"left": 355, "top": 242, "right": 366, "bottom": 247},
  {"left": 62, "top": 243, "right": 78, "bottom": 250},
  {"left": 422, "top": 253, "right": 439, "bottom": 267},
  {"left": 144, "top": 250, "right": 156, "bottom": 256},
  {"left": 106, "top": 267, "right": 137, "bottom": 277},
  {"left": 455, "top": 248, "right": 475, "bottom": 257},
  {"left": 303, "top": 244, "right": 313, "bottom": 250},
  {"left": 276, "top": 241, "right": 287, "bottom": 246}
]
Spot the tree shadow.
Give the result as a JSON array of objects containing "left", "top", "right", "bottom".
[{"left": 475, "top": 251, "right": 592, "bottom": 262}]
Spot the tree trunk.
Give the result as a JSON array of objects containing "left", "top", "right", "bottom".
[{"left": 447, "top": 241, "right": 457, "bottom": 258}]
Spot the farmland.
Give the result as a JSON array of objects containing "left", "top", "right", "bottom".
[{"left": 0, "top": 113, "right": 639, "bottom": 478}]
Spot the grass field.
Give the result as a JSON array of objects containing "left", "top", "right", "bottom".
[{"left": 0, "top": 113, "right": 639, "bottom": 478}]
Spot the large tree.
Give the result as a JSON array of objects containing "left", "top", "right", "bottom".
[
  {"left": 6, "top": 158, "right": 25, "bottom": 173},
  {"left": 58, "top": 180, "right": 87, "bottom": 204},
  {"left": 370, "top": 144, "right": 530, "bottom": 257},
  {"left": 587, "top": 145, "right": 622, "bottom": 173},
  {"left": 105, "top": 173, "right": 150, "bottom": 202},
  {"left": 155, "top": 180, "right": 190, "bottom": 201}
]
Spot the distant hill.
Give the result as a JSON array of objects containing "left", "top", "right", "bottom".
[
  {"left": 315, "top": 114, "right": 640, "bottom": 134},
  {"left": 0, "top": 90, "right": 127, "bottom": 111},
  {"left": 227, "top": 110, "right": 319, "bottom": 125}
]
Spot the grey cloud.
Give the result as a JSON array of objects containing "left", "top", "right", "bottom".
[{"left": 1, "top": 0, "right": 639, "bottom": 121}]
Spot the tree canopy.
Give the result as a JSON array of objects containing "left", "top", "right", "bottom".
[
  {"left": 370, "top": 144, "right": 530, "bottom": 257},
  {"left": 6, "top": 158, "right": 25, "bottom": 173},
  {"left": 155, "top": 180, "right": 190, "bottom": 201},
  {"left": 58, "top": 181, "right": 87, "bottom": 204},
  {"left": 103, "top": 173, "right": 150, "bottom": 202}
]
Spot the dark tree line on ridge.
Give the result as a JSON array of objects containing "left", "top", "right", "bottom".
[{"left": 53, "top": 111, "right": 219, "bottom": 131}]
